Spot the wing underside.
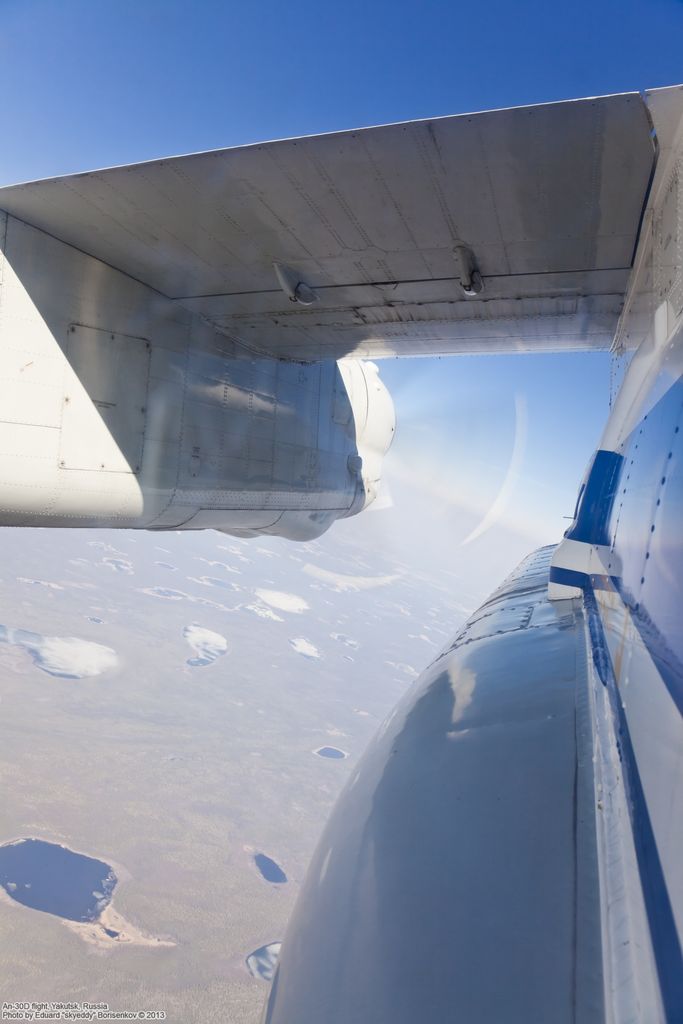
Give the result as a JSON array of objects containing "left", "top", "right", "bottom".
[{"left": 0, "top": 92, "right": 656, "bottom": 360}]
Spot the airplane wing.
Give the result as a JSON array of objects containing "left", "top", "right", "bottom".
[{"left": 0, "top": 91, "right": 655, "bottom": 361}]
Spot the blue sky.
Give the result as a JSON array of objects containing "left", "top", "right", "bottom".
[
  {"left": 0, "top": 0, "right": 681, "bottom": 574},
  {"left": 1, "top": 0, "right": 682, "bottom": 181}
]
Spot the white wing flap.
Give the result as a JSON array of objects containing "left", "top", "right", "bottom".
[{"left": 0, "top": 92, "right": 655, "bottom": 360}]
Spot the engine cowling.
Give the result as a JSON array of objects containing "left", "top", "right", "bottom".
[
  {"left": 0, "top": 212, "right": 394, "bottom": 540},
  {"left": 227, "top": 358, "right": 396, "bottom": 541}
]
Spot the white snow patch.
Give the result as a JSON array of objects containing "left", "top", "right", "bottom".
[
  {"left": 183, "top": 624, "right": 228, "bottom": 666},
  {"left": 244, "top": 603, "right": 283, "bottom": 622},
  {"left": 0, "top": 626, "right": 117, "bottom": 678},
  {"left": 33, "top": 637, "right": 118, "bottom": 678},
  {"left": 289, "top": 637, "right": 320, "bottom": 659},
  {"left": 330, "top": 632, "right": 359, "bottom": 649},
  {"left": 254, "top": 589, "right": 309, "bottom": 613}
]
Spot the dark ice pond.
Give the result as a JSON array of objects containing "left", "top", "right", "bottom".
[
  {"left": 254, "top": 853, "right": 287, "bottom": 884},
  {"left": 315, "top": 746, "right": 347, "bottom": 759},
  {"left": 0, "top": 839, "right": 116, "bottom": 922}
]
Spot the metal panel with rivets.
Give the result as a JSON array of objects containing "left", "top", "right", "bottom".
[{"left": 0, "top": 91, "right": 656, "bottom": 361}]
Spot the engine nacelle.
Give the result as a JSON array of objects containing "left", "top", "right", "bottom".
[
  {"left": 204, "top": 357, "right": 396, "bottom": 541},
  {"left": 0, "top": 212, "right": 395, "bottom": 540}
]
